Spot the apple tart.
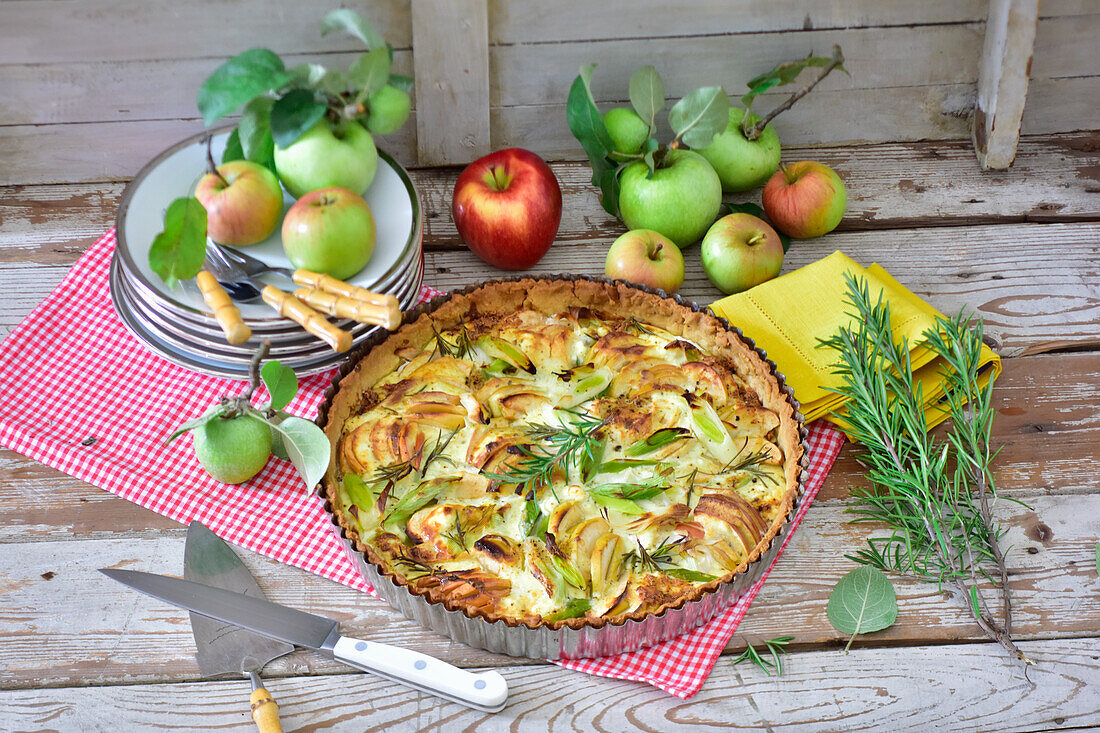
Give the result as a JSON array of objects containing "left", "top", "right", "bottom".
[{"left": 322, "top": 279, "right": 803, "bottom": 630}]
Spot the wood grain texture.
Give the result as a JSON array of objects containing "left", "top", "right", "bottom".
[
  {"left": 411, "top": 0, "right": 491, "bottom": 165},
  {"left": 0, "top": 491, "right": 1094, "bottom": 686},
  {"left": 0, "top": 638, "right": 1095, "bottom": 731}
]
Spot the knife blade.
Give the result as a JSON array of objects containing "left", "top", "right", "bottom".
[
  {"left": 184, "top": 522, "right": 293, "bottom": 732},
  {"left": 100, "top": 567, "right": 509, "bottom": 713}
]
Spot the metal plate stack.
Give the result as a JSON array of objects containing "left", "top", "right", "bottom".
[{"left": 109, "top": 128, "right": 423, "bottom": 379}]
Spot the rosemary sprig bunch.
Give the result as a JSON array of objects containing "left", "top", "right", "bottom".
[
  {"left": 485, "top": 409, "right": 609, "bottom": 493},
  {"left": 821, "top": 274, "right": 1031, "bottom": 666},
  {"left": 723, "top": 441, "right": 780, "bottom": 486}
]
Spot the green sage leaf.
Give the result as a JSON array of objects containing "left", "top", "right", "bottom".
[
  {"left": 148, "top": 197, "right": 207, "bottom": 286},
  {"left": 349, "top": 47, "right": 392, "bottom": 99},
  {"left": 196, "top": 48, "right": 291, "bottom": 126},
  {"left": 628, "top": 65, "right": 665, "bottom": 133},
  {"left": 166, "top": 404, "right": 227, "bottom": 444},
  {"left": 268, "top": 415, "right": 330, "bottom": 491},
  {"left": 826, "top": 566, "right": 898, "bottom": 651},
  {"left": 668, "top": 86, "right": 729, "bottom": 149},
  {"left": 238, "top": 96, "right": 276, "bottom": 173},
  {"left": 260, "top": 360, "right": 298, "bottom": 411},
  {"left": 221, "top": 128, "right": 245, "bottom": 163},
  {"left": 321, "top": 8, "right": 385, "bottom": 49},
  {"left": 270, "top": 89, "right": 327, "bottom": 149}
]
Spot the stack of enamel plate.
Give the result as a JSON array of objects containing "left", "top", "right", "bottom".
[{"left": 110, "top": 127, "right": 423, "bottom": 379}]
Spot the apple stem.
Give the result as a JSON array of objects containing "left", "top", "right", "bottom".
[
  {"left": 484, "top": 165, "right": 512, "bottom": 191},
  {"left": 242, "top": 340, "right": 270, "bottom": 405},
  {"left": 202, "top": 133, "right": 230, "bottom": 187},
  {"left": 747, "top": 233, "right": 765, "bottom": 247},
  {"left": 647, "top": 240, "right": 664, "bottom": 260},
  {"left": 744, "top": 44, "right": 845, "bottom": 141}
]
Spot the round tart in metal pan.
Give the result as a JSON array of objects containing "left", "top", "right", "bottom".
[{"left": 317, "top": 276, "right": 808, "bottom": 659}]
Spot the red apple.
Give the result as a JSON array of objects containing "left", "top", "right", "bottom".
[
  {"left": 700, "top": 213, "right": 784, "bottom": 294},
  {"left": 604, "top": 229, "right": 685, "bottom": 294},
  {"left": 281, "top": 187, "right": 375, "bottom": 280},
  {"left": 194, "top": 160, "right": 284, "bottom": 246},
  {"left": 761, "top": 161, "right": 846, "bottom": 239},
  {"left": 452, "top": 148, "right": 562, "bottom": 270}
]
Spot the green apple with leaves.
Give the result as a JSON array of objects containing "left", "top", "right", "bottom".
[
  {"left": 274, "top": 119, "right": 378, "bottom": 198},
  {"left": 697, "top": 107, "right": 781, "bottom": 193},
  {"left": 618, "top": 150, "right": 722, "bottom": 248},
  {"left": 192, "top": 412, "right": 273, "bottom": 484}
]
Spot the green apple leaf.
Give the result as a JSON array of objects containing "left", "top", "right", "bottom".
[
  {"left": 741, "top": 49, "right": 848, "bottom": 119},
  {"left": 221, "top": 127, "right": 245, "bottom": 163},
  {"left": 566, "top": 65, "right": 615, "bottom": 168},
  {"left": 166, "top": 404, "right": 228, "bottom": 444},
  {"left": 349, "top": 47, "right": 392, "bottom": 100},
  {"left": 268, "top": 415, "right": 331, "bottom": 492},
  {"left": 238, "top": 96, "right": 277, "bottom": 174},
  {"left": 260, "top": 360, "right": 299, "bottom": 412},
  {"left": 270, "top": 89, "right": 327, "bottom": 149},
  {"left": 628, "top": 65, "right": 665, "bottom": 134},
  {"left": 387, "top": 73, "right": 414, "bottom": 93},
  {"left": 196, "top": 48, "right": 291, "bottom": 126},
  {"left": 826, "top": 566, "right": 897, "bottom": 652},
  {"left": 286, "top": 62, "right": 329, "bottom": 88},
  {"left": 723, "top": 202, "right": 792, "bottom": 252},
  {"left": 148, "top": 197, "right": 208, "bottom": 286},
  {"left": 641, "top": 137, "right": 660, "bottom": 178},
  {"left": 321, "top": 8, "right": 385, "bottom": 50},
  {"left": 596, "top": 165, "right": 623, "bottom": 218},
  {"left": 668, "top": 86, "right": 729, "bottom": 149}
]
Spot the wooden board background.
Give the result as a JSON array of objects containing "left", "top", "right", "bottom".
[{"left": 2, "top": 0, "right": 1099, "bottom": 182}]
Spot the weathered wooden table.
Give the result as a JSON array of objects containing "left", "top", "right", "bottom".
[{"left": 0, "top": 131, "right": 1097, "bottom": 730}]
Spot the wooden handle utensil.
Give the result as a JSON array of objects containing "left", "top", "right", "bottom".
[
  {"left": 250, "top": 685, "right": 283, "bottom": 733},
  {"left": 196, "top": 270, "right": 251, "bottom": 345},
  {"left": 293, "top": 287, "right": 402, "bottom": 330},
  {"left": 292, "top": 270, "right": 400, "bottom": 310},
  {"left": 261, "top": 286, "right": 352, "bottom": 353}
]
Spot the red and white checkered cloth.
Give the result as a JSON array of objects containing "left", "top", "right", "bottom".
[{"left": 0, "top": 228, "right": 844, "bottom": 698}]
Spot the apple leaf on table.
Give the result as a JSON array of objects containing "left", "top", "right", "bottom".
[
  {"left": 147, "top": 197, "right": 208, "bottom": 287},
  {"left": 196, "top": 48, "right": 292, "bottom": 127},
  {"left": 269, "top": 88, "right": 328, "bottom": 148},
  {"left": 827, "top": 566, "right": 898, "bottom": 652},
  {"left": 668, "top": 86, "right": 729, "bottom": 150},
  {"left": 628, "top": 65, "right": 665, "bottom": 135}
]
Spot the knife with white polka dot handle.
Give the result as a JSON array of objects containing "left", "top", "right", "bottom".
[{"left": 100, "top": 568, "right": 509, "bottom": 713}]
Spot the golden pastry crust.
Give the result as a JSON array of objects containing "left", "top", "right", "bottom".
[{"left": 321, "top": 278, "right": 804, "bottom": 631}]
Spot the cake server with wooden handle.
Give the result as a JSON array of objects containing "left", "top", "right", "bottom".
[
  {"left": 100, "top": 567, "right": 509, "bottom": 713},
  {"left": 184, "top": 521, "right": 293, "bottom": 733}
]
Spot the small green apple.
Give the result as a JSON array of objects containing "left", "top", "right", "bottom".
[
  {"left": 192, "top": 413, "right": 273, "bottom": 484},
  {"left": 700, "top": 213, "right": 784, "bottom": 294},
  {"left": 282, "top": 187, "right": 376, "bottom": 280},
  {"left": 697, "top": 108, "right": 781, "bottom": 193},
  {"left": 618, "top": 149, "right": 722, "bottom": 248},
  {"left": 273, "top": 119, "right": 378, "bottom": 199},
  {"left": 605, "top": 229, "right": 685, "bottom": 294},
  {"left": 603, "top": 107, "right": 649, "bottom": 160},
  {"left": 367, "top": 84, "right": 411, "bottom": 135}
]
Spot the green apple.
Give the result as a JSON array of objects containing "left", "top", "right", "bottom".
[
  {"left": 618, "top": 149, "right": 722, "bottom": 248},
  {"left": 604, "top": 229, "right": 685, "bottom": 294},
  {"left": 192, "top": 413, "right": 272, "bottom": 484},
  {"left": 193, "top": 160, "right": 284, "bottom": 246},
  {"left": 273, "top": 119, "right": 378, "bottom": 199},
  {"left": 281, "top": 187, "right": 376, "bottom": 280},
  {"left": 367, "top": 84, "right": 411, "bottom": 135},
  {"left": 700, "top": 213, "right": 784, "bottom": 294},
  {"left": 697, "top": 108, "right": 781, "bottom": 193},
  {"left": 761, "top": 161, "right": 846, "bottom": 238},
  {"left": 603, "top": 107, "right": 649, "bottom": 160}
]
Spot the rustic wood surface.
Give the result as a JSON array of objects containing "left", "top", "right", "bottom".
[{"left": 2, "top": 2, "right": 1100, "bottom": 728}]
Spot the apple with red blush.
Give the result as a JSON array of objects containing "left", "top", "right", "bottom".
[
  {"left": 700, "top": 213, "right": 784, "bottom": 294},
  {"left": 194, "top": 160, "right": 284, "bottom": 246},
  {"left": 452, "top": 148, "right": 563, "bottom": 270},
  {"left": 604, "top": 229, "right": 685, "bottom": 294},
  {"left": 761, "top": 161, "right": 846, "bottom": 239}
]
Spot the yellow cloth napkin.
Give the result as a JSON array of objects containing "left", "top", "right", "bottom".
[{"left": 710, "top": 251, "right": 1001, "bottom": 437}]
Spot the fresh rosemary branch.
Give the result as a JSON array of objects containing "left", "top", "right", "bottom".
[
  {"left": 484, "top": 409, "right": 609, "bottom": 493},
  {"left": 373, "top": 428, "right": 458, "bottom": 485},
  {"left": 432, "top": 323, "right": 475, "bottom": 359},
  {"left": 723, "top": 440, "right": 780, "bottom": 486},
  {"left": 732, "top": 636, "right": 794, "bottom": 676},
  {"left": 821, "top": 273, "right": 1031, "bottom": 667}
]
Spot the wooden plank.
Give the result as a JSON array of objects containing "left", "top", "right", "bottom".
[
  {"left": 420, "top": 221, "right": 1100, "bottom": 355},
  {"left": 0, "top": 492, "right": 1095, "bottom": 686},
  {"left": 0, "top": 638, "right": 1095, "bottom": 731},
  {"left": 0, "top": 0, "right": 413, "bottom": 65},
  {"left": 973, "top": 0, "right": 1040, "bottom": 169},
  {"left": 0, "top": 50, "right": 414, "bottom": 126},
  {"left": 411, "top": 0, "right": 491, "bottom": 165},
  {"left": 1023, "top": 75, "right": 1100, "bottom": 136}
]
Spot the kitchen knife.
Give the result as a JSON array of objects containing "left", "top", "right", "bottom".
[
  {"left": 184, "top": 522, "right": 294, "bottom": 732},
  {"left": 100, "top": 567, "right": 509, "bottom": 713}
]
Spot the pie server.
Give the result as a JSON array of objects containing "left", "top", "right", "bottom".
[
  {"left": 100, "top": 567, "right": 509, "bottom": 713},
  {"left": 184, "top": 522, "right": 294, "bottom": 731}
]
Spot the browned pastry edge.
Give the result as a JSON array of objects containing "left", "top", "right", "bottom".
[{"left": 319, "top": 277, "right": 805, "bottom": 632}]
